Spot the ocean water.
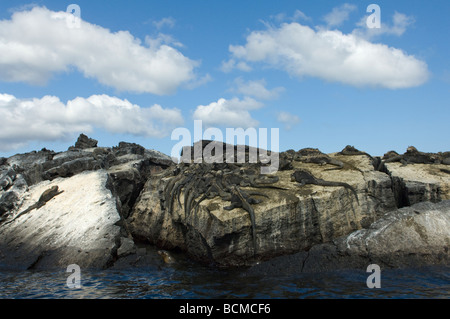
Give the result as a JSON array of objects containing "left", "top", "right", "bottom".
[{"left": 0, "top": 259, "right": 448, "bottom": 299}]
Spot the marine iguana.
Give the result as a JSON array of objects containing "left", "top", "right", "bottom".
[
  {"left": 291, "top": 170, "right": 359, "bottom": 204},
  {"left": 338, "top": 145, "right": 372, "bottom": 158},
  {"left": 299, "top": 155, "right": 344, "bottom": 170},
  {"left": 378, "top": 146, "right": 450, "bottom": 170},
  {"left": 224, "top": 185, "right": 259, "bottom": 255},
  {"left": 294, "top": 148, "right": 344, "bottom": 170},
  {"left": 161, "top": 160, "right": 283, "bottom": 257},
  {"left": 3, "top": 186, "right": 64, "bottom": 225},
  {"left": 278, "top": 151, "right": 295, "bottom": 171}
]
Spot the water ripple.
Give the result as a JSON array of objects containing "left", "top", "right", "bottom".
[{"left": 0, "top": 265, "right": 448, "bottom": 299}]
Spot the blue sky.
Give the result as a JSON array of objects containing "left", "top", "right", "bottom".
[{"left": 0, "top": 0, "right": 448, "bottom": 158}]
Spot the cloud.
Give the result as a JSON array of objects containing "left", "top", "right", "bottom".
[
  {"left": 153, "top": 17, "right": 176, "bottom": 29},
  {"left": 192, "top": 97, "right": 262, "bottom": 128},
  {"left": 323, "top": 3, "right": 357, "bottom": 27},
  {"left": 7, "top": 3, "right": 39, "bottom": 13},
  {"left": 271, "top": 10, "right": 312, "bottom": 23},
  {"left": 145, "top": 33, "right": 184, "bottom": 48},
  {"left": 354, "top": 11, "right": 415, "bottom": 39},
  {"left": 293, "top": 10, "right": 312, "bottom": 22},
  {"left": 220, "top": 58, "right": 252, "bottom": 73},
  {"left": 277, "top": 111, "right": 300, "bottom": 130},
  {"left": 184, "top": 73, "right": 213, "bottom": 90},
  {"left": 228, "top": 22, "right": 429, "bottom": 89},
  {"left": 0, "top": 7, "right": 198, "bottom": 94},
  {"left": 231, "top": 78, "right": 284, "bottom": 100},
  {"left": 0, "top": 93, "right": 184, "bottom": 151}
]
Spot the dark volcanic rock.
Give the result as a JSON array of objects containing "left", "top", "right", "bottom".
[
  {"left": 72, "top": 133, "right": 98, "bottom": 149},
  {"left": 0, "top": 191, "right": 19, "bottom": 217},
  {"left": 246, "top": 200, "right": 450, "bottom": 275},
  {"left": 129, "top": 148, "right": 399, "bottom": 267},
  {"left": 129, "top": 142, "right": 450, "bottom": 268},
  {"left": 42, "top": 156, "right": 103, "bottom": 180},
  {"left": 113, "top": 142, "right": 145, "bottom": 156},
  {"left": 0, "top": 136, "right": 449, "bottom": 271}
]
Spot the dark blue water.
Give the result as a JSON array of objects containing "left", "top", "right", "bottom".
[{"left": 0, "top": 262, "right": 448, "bottom": 299}]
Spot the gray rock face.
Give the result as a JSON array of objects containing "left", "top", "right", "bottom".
[
  {"left": 382, "top": 162, "right": 450, "bottom": 207},
  {"left": 2, "top": 135, "right": 173, "bottom": 187},
  {"left": 0, "top": 138, "right": 448, "bottom": 271},
  {"left": 0, "top": 191, "right": 19, "bottom": 217},
  {"left": 117, "top": 237, "right": 136, "bottom": 258},
  {"left": 338, "top": 200, "right": 450, "bottom": 267},
  {"left": 0, "top": 135, "right": 173, "bottom": 270},
  {"left": 128, "top": 144, "right": 450, "bottom": 268},
  {"left": 0, "top": 167, "right": 28, "bottom": 219},
  {"left": 0, "top": 171, "right": 121, "bottom": 270},
  {"left": 72, "top": 133, "right": 98, "bottom": 149},
  {"left": 128, "top": 151, "right": 394, "bottom": 266},
  {"left": 246, "top": 200, "right": 450, "bottom": 275}
]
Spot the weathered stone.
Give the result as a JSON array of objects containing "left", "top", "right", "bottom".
[
  {"left": 107, "top": 162, "right": 146, "bottom": 220},
  {"left": 128, "top": 151, "right": 399, "bottom": 267},
  {"left": 245, "top": 200, "right": 450, "bottom": 275},
  {"left": 117, "top": 237, "right": 136, "bottom": 258},
  {"left": 113, "top": 142, "right": 145, "bottom": 156},
  {"left": 0, "top": 171, "right": 122, "bottom": 270},
  {"left": 1, "top": 136, "right": 448, "bottom": 271},
  {"left": 383, "top": 162, "right": 450, "bottom": 207},
  {"left": 72, "top": 133, "right": 98, "bottom": 149},
  {"left": 0, "top": 170, "right": 14, "bottom": 190},
  {"left": 0, "top": 173, "right": 28, "bottom": 220},
  {"left": 42, "top": 157, "right": 103, "bottom": 180},
  {"left": 6, "top": 149, "right": 55, "bottom": 184},
  {"left": 0, "top": 191, "right": 19, "bottom": 217}
]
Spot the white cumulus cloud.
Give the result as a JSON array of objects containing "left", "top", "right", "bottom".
[
  {"left": 231, "top": 78, "right": 284, "bottom": 100},
  {"left": 228, "top": 22, "right": 429, "bottom": 89},
  {"left": 192, "top": 97, "right": 262, "bottom": 128},
  {"left": 354, "top": 11, "right": 416, "bottom": 40},
  {"left": 220, "top": 58, "right": 252, "bottom": 73},
  {"left": 277, "top": 111, "right": 301, "bottom": 130},
  {"left": 270, "top": 10, "right": 312, "bottom": 23},
  {"left": 323, "top": 3, "right": 357, "bottom": 27},
  {"left": 153, "top": 17, "right": 176, "bottom": 30},
  {"left": 0, "top": 7, "right": 198, "bottom": 94},
  {"left": 0, "top": 93, "right": 184, "bottom": 151}
]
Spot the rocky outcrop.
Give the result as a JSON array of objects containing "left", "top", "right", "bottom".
[
  {"left": 0, "top": 171, "right": 122, "bottom": 270},
  {"left": 0, "top": 138, "right": 448, "bottom": 271},
  {"left": 128, "top": 144, "right": 450, "bottom": 267},
  {"left": 128, "top": 149, "right": 395, "bottom": 266},
  {"left": 245, "top": 200, "right": 450, "bottom": 275},
  {"left": 377, "top": 147, "right": 450, "bottom": 207},
  {"left": 0, "top": 135, "right": 173, "bottom": 218},
  {"left": 0, "top": 134, "right": 173, "bottom": 270},
  {"left": 382, "top": 162, "right": 450, "bottom": 208},
  {"left": 71, "top": 133, "right": 98, "bottom": 150}
]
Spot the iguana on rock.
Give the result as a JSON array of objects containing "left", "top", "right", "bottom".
[
  {"left": 291, "top": 170, "right": 359, "bottom": 204},
  {"left": 379, "top": 146, "right": 449, "bottom": 170},
  {"left": 294, "top": 148, "right": 344, "bottom": 170},
  {"left": 298, "top": 155, "right": 344, "bottom": 170},
  {"left": 278, "top": 151, "right": 295, "bottom": 171},
  {"left": 338, "top": 145, "right": 372, "bottom": 158},
  {"left": 3, "top": 186, "right": 63, "bottom": 225},
  {"left": 161, "top": 161, "right": 285, "bottom": 257},
  {"left": 224, "top": 185, "right": 258, "bottom": 255}
]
